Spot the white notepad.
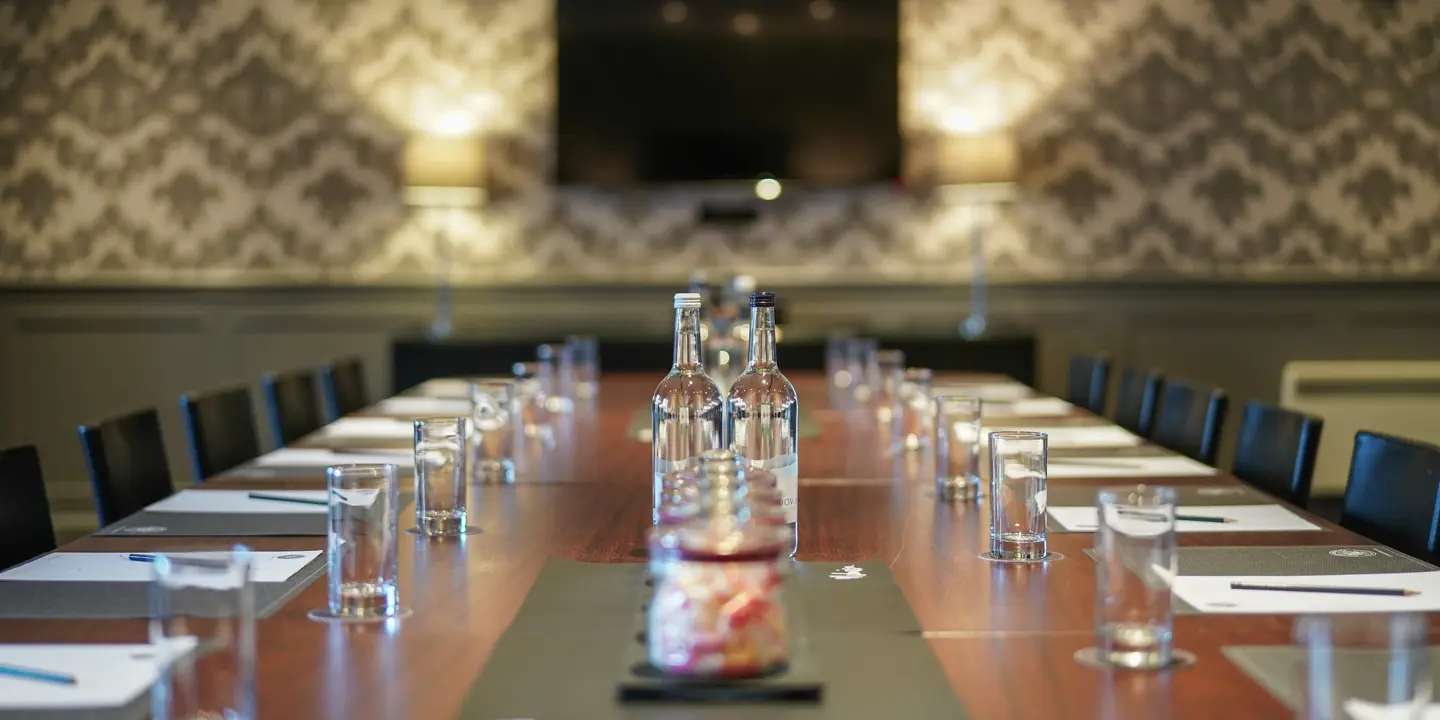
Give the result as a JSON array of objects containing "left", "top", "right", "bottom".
[
  {"left": 1047, "top": 505, "right": 1320, "bottom": 533},
  {"left": 375, "top": 397, "right": 473, "bottom": 416},
  {"left": 253, "top": 448, "right": 410, "bottom": 468},
  {"left": 0, "top": 551, "right": 321, "bottom": 584},
  {"left": 1047, "top": 455, "right": 1218, "bottom": 478},
  {"left": 1344, "top": 699, "right": 1440, "bottom": 720},
  {"left": 144, "top": 489, "right": 329, "bottom": 514},
  {"left": 933, "top": 383, "right": 1033, "bottom": 401},
  {"left": 414, "top": 379, "right": 475, "bottom": 398},
  {"left": 321, "top": 417, "right": 415, "bottom": 439},
  {"left": 1171, "top": 570, "right": 1440, "bottom": 614},
  {"left": 983, "top": 398, "right": 1074, "bottom": 417},
  {"left": 983, "top": 424, "right": 1142, "bottom": 449},
  {"left": 0, "top": 639, "right": 196, "bottom": 711}
]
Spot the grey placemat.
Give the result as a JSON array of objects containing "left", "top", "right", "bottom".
[
  {"left": 1048, "top": 485, "right": 1267, "bottom": 508},
  {"left": 0, "top": 553, "right": 326, "bottom": 620},
  {"left": 1223, "top": 645, "right": 1440, "bottom": 711},
  {"left": 627, "top": 406, "right": 821, "bottom": 441},
  {"left": 458, "top": 558, "right": 966, "bottom": 719},
  {"left": 0, "top": 695, "right": 149, "bottom": 720},
  {"left": 95, "top": 496, "right": 414, "bottom": 537}
]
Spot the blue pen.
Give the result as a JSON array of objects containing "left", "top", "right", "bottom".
[
  {"left": 0, "top": 663, "right": 77, "bottom": 685},
  {"left": 127, "top": 553, "right": 157, "bottom": 563}
]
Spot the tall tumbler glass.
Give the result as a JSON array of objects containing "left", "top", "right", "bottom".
[
  {"left": 470, "top": 380, "right": 517, "bottom": 484},
  {"left": 565, "top": 334, "right": 600, "bottom": 400},
  {"left": 414, "top": 417, "right": 467, "bottom": 535},
  {"left": 512, "top": 361, "right": 547, "bottom": 438},
  {"left": 852, "top": 338, "right": 880, "bottom": 405},
  {"left": 150, "top": 548, "right": 256, "bottom": 720},
  {"left": 1295, "top": 614, "right": 1431, "bottom": 720},
  {"left": 825, "top": 333, "right": 856, "bottom": 409},
  {"left": 988, "top": 431, "right": 1048, "bottom": 560},
  {"left": 1094, "top": 486, "right": 1178, "bottom": 669},
  {"left": 871, "top": 349, "right": 906, "bottom": 423},
  {"left": 316, "top": 463, "right": 402, "bottom": 621},
  {"left": 537, "top": 343, "right": 574, "bottom": 414},
  {"left": 935, "top": 395, "right": 983, "bottom": 500},
  {"left": 894, "top": 367, "right": 934, "bottom": 452}
]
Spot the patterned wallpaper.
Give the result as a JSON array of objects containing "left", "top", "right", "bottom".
[{"left": 0, "top": 0, "right": 1437, "bottom": 285}]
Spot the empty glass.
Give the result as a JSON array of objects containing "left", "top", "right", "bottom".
[
  {"left": 565, "top": 335, "right": 600, "bottom": 400},
  {"left": 470, "top": 380, "right": 517, "bottom": 483},
  {"left": 852, "top": 338, "right": 879, "bottom": 405},
  {"left": 1094, "top": 486, "right": 1178, "bottom": 669},
  {"left": 511, "top": 361, "right": 548, "bottom": 438},
  {"left": 537, "top": 343, "right": 574, "bottom": 414},
  {"left": 871, "top": 349, "right": 906, "bottom": 423},
  {"left": 314, "top": 464, "right": 403, "bottom": 621},
  {"left": 894, "top": 367, "right": 934, "bottom": 452},
  {"left": 1296, "top": 614, "right": 1431, "bottom": 720},
  {"left": 414, "top": 417, "right": 467, "bottom": 535},
  {"left": 934, "top": 395, "right": 983, "bottom": 499},
  {"left": 989, "top": 431, "right": 1048, "bottom": 560},
  {"left": 825, "top": 333, "right": 856, "bottom": 409},
  {"left": 150, "top": 548, "right": 256, "bottom": 720}
]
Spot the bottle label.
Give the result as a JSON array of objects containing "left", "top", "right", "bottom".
[{"left": 752, "top": 454, "right": 799, "bottom": 524}]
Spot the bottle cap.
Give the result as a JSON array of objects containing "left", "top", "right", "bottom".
[
  {"left": 749, "top": 291, "right": 776, "bottom": 308},
  {"left": 674, "top": 293, "right": 702, "bottom": 309}
]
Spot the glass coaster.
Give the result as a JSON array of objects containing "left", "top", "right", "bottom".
[
  {"left": 978, "top": 551, "right": 1064, "bottom": 564},
  {"left": 1074, "top": 647, "right": 1197, "bottom": 671},
  {"left": 307, "top": 606, "right": 414, "bottom": 624},
  {"left": 406, "top": 527, "right": 482, "bottom": 536}
]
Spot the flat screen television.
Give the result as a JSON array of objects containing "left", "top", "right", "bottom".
[{"left": 556, "top": 0, "right": 901, "bottom": 187}]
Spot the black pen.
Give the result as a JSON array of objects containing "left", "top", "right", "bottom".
[
  {"left": 1230, "top": 582, "right": 1417, "bottom": 597},
  {"left": 1116, "top": 510, "right": 1235, "bottom": 524},
  {"left": 247, "top": 492, "right": 328, "bottom": 507}
]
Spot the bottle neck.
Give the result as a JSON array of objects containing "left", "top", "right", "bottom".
[
  {"left": 673, "top": 307, "right": 704, "bottom": 371},
  {"left": 747, "top": 306, "right": 777, "bottom": 368}
]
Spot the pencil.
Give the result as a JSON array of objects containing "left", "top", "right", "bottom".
[
  {"left": 1229, "top": 582, "right": 1418, "bottom": 597},
  {"left": 247, "top": 492, "right": 328, "bottom": 506},
  {"left": 0, "top": 663, "right": 77, "bottom": 685}
]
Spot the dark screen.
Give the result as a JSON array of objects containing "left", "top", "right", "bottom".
[{"left": 556, "top": 0, "right": 900, "bottom": 186}]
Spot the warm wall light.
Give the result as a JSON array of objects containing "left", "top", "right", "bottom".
[
  {"left": 936, "top": 131, "right": 1018, "bottom": 187},
  {"left": 403, "top": 135, "right": 487, "bottom": 208},
  {"left": 755, "top": 178, "right": 782, "bottom": 201}
]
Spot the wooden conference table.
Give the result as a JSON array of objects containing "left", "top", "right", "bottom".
[{"left": 0, "top": 373, "right": 1389, "bottom": 718}]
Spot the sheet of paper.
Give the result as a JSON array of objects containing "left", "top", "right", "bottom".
[
  {"left": 321, "top": 417, "right": 415, "bottom": 439},
  {"left": 1048, "top": 505, "right": 1320, "bottom": 532},
  {"left": 145, "top": 489, "right": 329, "bottom": 514},
  {"left": 414, "top": 379, "right": 475, "bottom": 398},
  {"left": 983, "top": 424, "right": 1142, "bottom": 449},
  {"left": 375, "top": 397, "right": 474, "bottom": 416},
  {"left": 983, "top": 398, "right": 1075, "bottom": 417},
  {"left": 1047, "top": 454, "right": 1217, "bottom": 478},
  {"left": 253, "top": 448, "right": 410, "bottom": 468},
  {"left": 1344, "top": 699, "right": 1440, "bottom": 720},
  {"left": 1171, "top": 571, "right": 1440, "bottom": 614},
  {"left": 932, "top": 383, "right": 1032, "bottom": 401},
  {"left": 0, "top": 639, "right": 196, "bottom": 710},
  {"left": 0, "top": 551, "right": 322, "bottom": 584}
]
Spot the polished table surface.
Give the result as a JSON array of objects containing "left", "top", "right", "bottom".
[{"left": 0, "top": 373, "right": 1386, "bottom": 718}]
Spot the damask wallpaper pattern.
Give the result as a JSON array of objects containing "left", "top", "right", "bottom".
[{"left": 0, "top": 0, "right": 1436, "bottom": 285}]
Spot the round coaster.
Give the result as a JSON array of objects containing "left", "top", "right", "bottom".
[
  {"left": 978, "top": 551, "right": 1064, "bottom": 564},
  {"left": 406, "top": 526, "right": 483, "bottom": 537},
  {"left": 1073, "top": 647, "right": 1197, "bottom": 671},
  {"left": 307, "top": 606, "right": 414, "bottom": 624}
]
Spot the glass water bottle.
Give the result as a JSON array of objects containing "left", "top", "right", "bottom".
[{"left": 652, "top": 292, "right": 724, "bottom": 523}]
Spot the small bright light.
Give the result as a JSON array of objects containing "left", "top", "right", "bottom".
[
  {"left": 755, "top": 177, "right": 782, "bottom": 200},
  {"left": 434, "top": 110, "right": 475, "bottom": 137},
  {"left": 733, "top": 12, "right": 760, "bottom": 36},
  {"left": 717, "top": 350, "right": 731, "bottom": 366},
  {"left": 809, "top": 0, "right": 835, "bottom": 21},
  {"left": 661, "top": 1, "right": 687, "bottom": 24}
]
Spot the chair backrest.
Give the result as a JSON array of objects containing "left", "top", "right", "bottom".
[
  {"left": 262, "top": 369, "right": 325, "bottom": 447},
  {"left": 1340, "top": 431, "right": 1440, "bottom": 559},
  {"left": 320, "top": 357, "right": 368, "bottom": 421},
  {"left": 1112, "top": 366, "right": 1162, "bottom": 438},
  {"left": 1064, "top": 354, "right": 1110, "bottom": 414},
  {"left": 1232, "top": 401, "right": 1324, "bottom": 507},
  {"left": 1150, "top": 379, "right": 1228, "bottom": 465},
  {"left": 180, "top": 385, "right": 261, "bottom": 482},
  {"left": 0, "top": 445, "right": 56, "bottom": 571},
  {"left": 77, "top": 408, "right": 174, "bottom": 526}
]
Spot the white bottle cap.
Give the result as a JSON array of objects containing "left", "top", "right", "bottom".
[{"left": 673, "top": 293, "right": 702, "bottom": 309}]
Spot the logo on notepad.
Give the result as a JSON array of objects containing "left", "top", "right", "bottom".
[
  {"left": 1196, "top": 487, "right": 1244, "bottom": 497},
  {"left": 830, "top": 565, "right": 866, "bottom": 580},
  {"left": 1329, "top": 549, "right": 1377, "bottom": 558},
  {"left": 118, "top": 526, "right": 167, "bottom": 534}
]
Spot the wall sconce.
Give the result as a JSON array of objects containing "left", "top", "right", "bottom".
[
  {"left": 930, "top": 131, "right": 1019, "bottom": 339},
  {"left": 403, "top": 135, "right": 486, "bottom": 339}
]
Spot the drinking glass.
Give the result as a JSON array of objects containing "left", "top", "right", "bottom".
[
  {"left": 934, "top": 395, "right": 983, "bottom": 499},
  {"left": 314, "top": 463, "right": 403, "bottom": 621},
  {"left": 414, "top": 417, "right": 467, "bottom": 535},
  {"left": 1295, "top": 614, "right": 1431, "bottom": 720},
  {"left": 852, "top": 338, "right": 879, "bottom": 405},
  {"left": 988, "top": 431, "right": 1048, "bottom": 560},
  {"left": 1094, "top": 486, "right": 1178, "bottom": 669},
  {"left": 825, "top": 333, "right": 856, "bottom": 409},
  {"left": 511, "top": 361, "right": 548, "bottom": 438},
  {"left": 470, "top": 380, "right": 517, "bottom": 483},
  {"left": 894, "top": 367, "right": 934, "bottom": 452},
  {"left": 150, "top": 548, "right": 256, "bottom": 720},
  {"left": 871, "top": 349, "right": 906, "bottom": 423},
  {"left": 565, "top": 334, "right": 600, "bottom": 400},
  {"left": 537, "top": 343, "right": 573, "bottom": 414}
]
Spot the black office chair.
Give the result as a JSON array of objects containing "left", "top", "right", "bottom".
[
  {"left": 1064, "top": 354, "right": 1110, "bottom": 414},
  {"left": 1340, "top": 431, "right": 1440, "bottom": 560},
  {"left": 1112, "top": 366, "right": 1162, "bottom": 438},
  {"left": 1231, "top": 402, "right": 1323, "bottom": 508},
  {"left": 320, "top": 357, "right": 368, "bottom": 421},
  {"left": 78, "top": 408, "right": 175, "bottom": 526},
  {"left": 180, "top": 385, "right": 262, "bottom": 482},
  {"left": 0, "top": 445, "right": 56, "bottom": 571},
  {"left": 1149, "top": 379, "right": 1228, "bottom": 465},
  {"left": 262, "top": 369, "right": 325, "bottom": 447}
]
